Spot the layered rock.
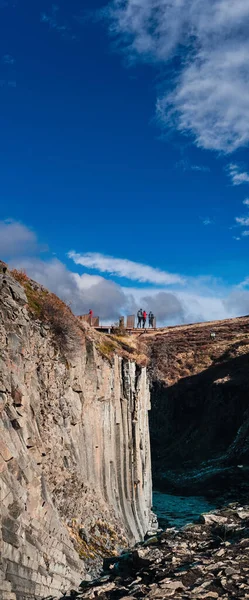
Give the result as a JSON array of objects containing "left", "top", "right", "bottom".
[{"left": 0, "top": 272, "right": 152, "bottom": 599}]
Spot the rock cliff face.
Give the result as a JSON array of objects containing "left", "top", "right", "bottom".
[{"left": 0, "top": 272, "right": 152, "bottom": 600}]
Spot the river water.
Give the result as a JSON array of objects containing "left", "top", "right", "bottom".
[{"left": 153, "top": 491, "right": 217, "bottom": 529}]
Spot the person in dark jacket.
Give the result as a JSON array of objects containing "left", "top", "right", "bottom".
[
  {"left": 137, "top": 308, "right": 143, "bottom": 328},
  {"left": 149, "top": 311, "right": 154, "bottom": 327}
]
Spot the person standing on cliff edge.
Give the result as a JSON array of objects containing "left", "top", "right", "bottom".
[
  {"left": 137, "top": 308, "right": 143, "bottom": 328},
  {"left": 149, "top": 311, "right": 154, "bottom": 328},
  {"left": 89, "top": 309, "right": 93, "bottom": 325},
  {"left": 142, "top": 310, "right": 147, "bottom": 329}
]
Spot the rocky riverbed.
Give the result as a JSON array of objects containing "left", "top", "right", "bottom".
[{"left": 59, "top": 503, "right": 249, "bottom": 599}]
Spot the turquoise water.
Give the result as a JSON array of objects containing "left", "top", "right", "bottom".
[{"left": 153, "top": 491, "right": 217, "bottom": 529}]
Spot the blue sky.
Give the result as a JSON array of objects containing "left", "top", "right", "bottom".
[{"left": 1, "top": 0, "right": 249, "bottom": 324}]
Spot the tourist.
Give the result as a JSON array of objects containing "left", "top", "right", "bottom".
[
  {"left": 137, "top": 308, "right": 143, "bottom": 328},
  {"left": 149, "top": 311, "right": 154, "bottom": 328}
]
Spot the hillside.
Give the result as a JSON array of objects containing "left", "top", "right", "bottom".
[{"left": 135, "top": 315, "right": 249, "bottom": 385}]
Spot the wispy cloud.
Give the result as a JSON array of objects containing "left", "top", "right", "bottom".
[
  {"left": 104, "top": 0, "right": 249, "bottom": 153},
  {"left": 68, "top": 251, "right": 184, "bottom": 285},
  {"left": 2, "top": 54, "right": 15, "bottom": 65},
  {"left": 233, "top": 197, "right": 249, "bottom": 237},
  {"left": 0, "top": 51, "right": 16, "bottom": 89},
  {"left": 235, "top": 217, "right": 249, "bottom": 226},
  {"left": 233, "top": 236, "right": 241, "bottom": 241},
  {"left": 41, "top": 4, "right": 77, "bottom": 41},
  {"left": 202, "top": 218, "right": 213, "bottom": 226},
  {"left": 191, "top": 165, "right": 210, "bottom": 173},
  {"left": 227, "top": 164, "right": 249, "bottom": 186},
  {"left": 239, "top": 276, "right": 249, "bottom": 288},
  {"left": 176, "top": 159, "right": 210, "bottom": 173}
]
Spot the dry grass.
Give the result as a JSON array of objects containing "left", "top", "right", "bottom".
[
  {"left": 97, "top": 339, "right": 117, "bottom": 361},
  {"left": 140, "top": 317, "right": 249, "bottom": 386},
  {"left": 10, "top": 269, "right": 148, "bottom": 364},
  {"left": 11, "top": 269, "right": 83, "bottom": 354}
]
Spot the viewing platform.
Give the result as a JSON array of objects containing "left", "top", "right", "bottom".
[
  {"left": 94, "top": 325, "right": 158, "bottom": 334},
  {"left": 78, "top": 314, "right": 157, "bottom": 334}
]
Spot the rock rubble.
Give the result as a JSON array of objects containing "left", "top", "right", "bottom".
[{"left": 59, "top": 504, "right": 249, "bottom": 600}]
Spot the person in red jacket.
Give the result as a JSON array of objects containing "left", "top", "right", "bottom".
[
  {"left": 89, "top": 309, "right": 93, "bottom": 325},
  {"left": 142, "top": 310, "right": 147, "bottom": 329}
]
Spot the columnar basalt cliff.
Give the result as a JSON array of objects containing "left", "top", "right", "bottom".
[{"left": 0, "top": 272, "right": 152, "bottom": 600}]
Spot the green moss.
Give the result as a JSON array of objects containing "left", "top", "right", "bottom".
[{"left": 69, "top": 519, "right": 126, "bottom": 562}]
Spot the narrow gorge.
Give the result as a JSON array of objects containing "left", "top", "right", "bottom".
[{"left": 147, "top": 318, "right": 249, "bottom": 505}]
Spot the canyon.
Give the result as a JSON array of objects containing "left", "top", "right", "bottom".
[
  {"left": 144, "top": 317, "right": 249, "bottom": 501},
  {"left": 1, "top": 268, "right": 249, "bottom": 600}
]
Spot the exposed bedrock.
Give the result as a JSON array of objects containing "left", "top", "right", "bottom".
[{"left": 0, "top": 273, "right": 152, "bottom": 600}]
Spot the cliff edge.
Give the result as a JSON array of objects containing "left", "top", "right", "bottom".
[{"left": 0, "top": 271, "right": 153, "bottom": 600}]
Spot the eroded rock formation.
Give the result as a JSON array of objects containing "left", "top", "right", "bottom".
[{"left": 0, "top": 272, "right": 152, "bottom": 599}]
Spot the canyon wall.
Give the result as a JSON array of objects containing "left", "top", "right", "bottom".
[
  {"left": 0, "top": 272, "right": 152, "bottom": 600},
  {"left": 145, "top": 319, "right": 249, "bottom": 497}
]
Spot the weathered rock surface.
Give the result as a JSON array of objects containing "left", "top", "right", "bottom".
[
  {"left": 0, "top": 272, "right": 152, "bottom": 599},
  {"left": 66, "top": 503, "right": 249, "bottom": 600}
]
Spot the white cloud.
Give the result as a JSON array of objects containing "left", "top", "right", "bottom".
[
  {"left": 239, "top": 276, "right": 249, "bottom": 288},
  {"left": 235, "top": 217, "right": 249, "bottom": 226},
  {"left": 73, "top": 273, "right": 105, "bottom": 289},
  {"left": 242, "top": 230, "right": 249, "bottom": 237},
  {"left": 104, "top": 0, "right": 249, "bottom": 153},
  {"left": 8, "top": 252, "right": 249, "bottom": 325},
  {"left": 227, "top": 164, "right": 249, "bottom": 186},
  {"left": 10, "top": 257, "right": 132, "bottom": 320},
  {"left": 125, "top": 286, "right": 233, "bottom": 325},
  {"left": 141, "top": 291, "right": 185, "bottom": 323},
  {"left": 4, "top": 220, "right": 249, "bottom": 326},
  {"left": 202, "top": 218, "right": 212, "bottom": 226},
  {"left": 176, "top": 159, "right": 210, "bottom": 172},
  {"left": 243, "top": 198, "right": 249, "bottom": 206},
  {"left": 233, "top": 237, "right": 241, "bottom": 241},
  {"left": 0, "top": 220, "right": 39, "bottom": 257},
  {"left": 223, "top": 290, "right": 249, "bottom": 316},
  {"left": 191, "top": 165, "right": 210, "bottom": 173},
  {"left": 68, "top": 251, "right": 184, "bottom": 285}
]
